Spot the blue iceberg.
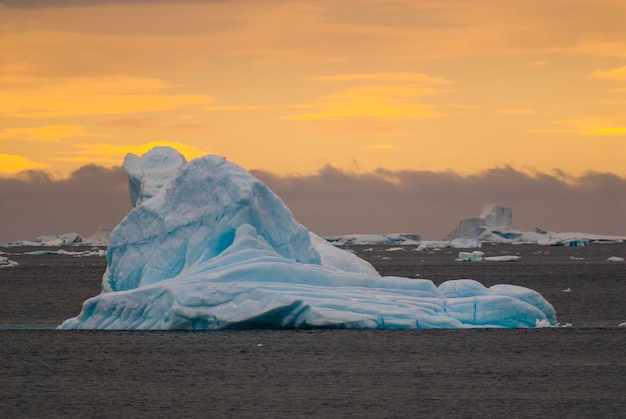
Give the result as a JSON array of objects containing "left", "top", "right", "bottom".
[{"left": 59, "top": 147, "right": 557, "bottom": 330}]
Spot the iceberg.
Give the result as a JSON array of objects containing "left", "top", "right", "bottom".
[
  {"left": 446, "top": 204, "right": 626, "bottom": 245},
  {"left": 59, "top": 147, "right": 557, "bottom": 330},
  {"left": 1, "top": 227, "right": 111, "bottom": 248},
  {"left": 324, "top": 233, "right": 421, "bottom": 246}
]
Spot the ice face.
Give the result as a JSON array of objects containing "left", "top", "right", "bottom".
[{"left": 59, "top": 147, "right": 557, "bottom": 330}]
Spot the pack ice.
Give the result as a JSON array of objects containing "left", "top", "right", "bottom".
[{"left": 59, "top": 147, "right": 557, "bottom": 330}]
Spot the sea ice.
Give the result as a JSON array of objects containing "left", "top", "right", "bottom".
[
  {"left": 455, "top": 251, "right": 485, "bottom": 262},
  {"left": 59, "top": 147, "right": 557, "bottom": 330},
  {"left": 0, "top": 256, "right": 18, "bottom": 268},
  {"left": 484, "top": 255, "right": 521, "bottom": 262}
]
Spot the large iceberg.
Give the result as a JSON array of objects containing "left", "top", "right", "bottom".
[{"left": 59, "top": 147, "right": 557, "bottom": 330}]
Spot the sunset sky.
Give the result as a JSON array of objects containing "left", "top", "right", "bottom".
[{"left": 1, "top": 0, "right": 625, "bottom": 240}]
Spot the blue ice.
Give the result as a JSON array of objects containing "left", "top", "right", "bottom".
[{"left": 59, "top": 147, "right": 557, "bottom": 330}]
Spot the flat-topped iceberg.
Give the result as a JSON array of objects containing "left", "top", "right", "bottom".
[{"left": 59, "top": 147, "right": 557, "bottom": 330}]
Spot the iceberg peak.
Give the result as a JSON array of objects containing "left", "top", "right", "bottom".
[{"left": 123, "top": 146, "right": 187, "bottom": 207}]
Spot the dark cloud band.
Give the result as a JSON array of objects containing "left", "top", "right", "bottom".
[{"left": 1, "top": 164, "right": 624, "bottom": 242}]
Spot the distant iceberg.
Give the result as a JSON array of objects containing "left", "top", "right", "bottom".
[
  {"left": 325, "top": 233, "right": 421, "bottom": 246},
  {"left": 1, "top": 227, "right": 110, "bottom": 248},
  {"left": 446, "top": 203, "right": 625, "bottom": 245},
  {"left": 59, "top": 147, "right": 557, "bottom": 330}
]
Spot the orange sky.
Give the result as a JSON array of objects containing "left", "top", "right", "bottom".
[{"left": 1, "top": 0, "right": 626, "bottom": 178}]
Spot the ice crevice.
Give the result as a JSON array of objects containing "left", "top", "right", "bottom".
[{"left": 59, "top": 146, "right": 557, "bottom": 330}]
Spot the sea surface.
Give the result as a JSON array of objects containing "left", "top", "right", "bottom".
[{"left": 1, "top": 243, "right": 625, "bottom": 418}]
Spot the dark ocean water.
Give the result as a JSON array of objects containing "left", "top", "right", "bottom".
[{"left": 1, "top": 244, "right": 625, "bottom": 418}]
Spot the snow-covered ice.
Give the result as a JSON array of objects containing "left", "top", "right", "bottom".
[{"left": 59, "top": 147, "right": 557, "bottom": 330}]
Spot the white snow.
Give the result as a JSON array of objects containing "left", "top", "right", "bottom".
[
  {"left": 58, "top": 146, "right": 557, "bottom": 330},
  {"left": 606, "top": 256, "right": 624, "bottom": 262}
]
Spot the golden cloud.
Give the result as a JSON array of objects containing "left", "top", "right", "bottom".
[
  {"left": 0, "top": 125, "right": 100, "bottom": 142},
  {"left": 0, "top": 76, "right": 213, "bottom": 118},
  {"left": 584, "top": 127, "right": 626, "bottom": 135},
  {"left": 590, "top": 66, "right": 626, "bottom": 81},
  {"left": 0, "top": 153, "right": 49, "bottom": 175},
  {"left": 532, "top": 118, "right": 626, "bottom": 136},
  {"left": 202, "top": 105, "right": 265, "bottom": 111},
  {"left": 497, "top": 109, "right": 536, "bottom": 115},
  {"left": 309, "top": 73, "right": 452, "bottom": 85},
  {"left": 366, "top": 144, "right": 398, "bottom": 150},
  {"left": 287, "top": 85, "right": 447, "bottom": 120}
]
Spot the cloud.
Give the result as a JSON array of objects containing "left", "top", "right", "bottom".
[
  {"left": 0, "top": 125, "right": 100, "bottom": 142},
  {"left": 497, "top": 109, "right": 536, "bottom": 115},
  {"left": 0, "top": 165, "right": 130, "bottom": 242},
  {"left": 286, "top": 86, "right": 447, "bottom": 120},
  {"left": 590, "top": 65, "right": 626, "bottom": 81},
  {"left": 366, "top": 144, "right": 398, "bottom": 150},
  {"left": 0, "top": 75, "right": 213, "bottom": 118},
  {"left": 531, "top": 118, "right": 626, "bottom": 136},
  {"left": 583, "top": 127, "right": 626, "bottom": 135},
  {"left": 252, "top": 166, "right": 626, "bottom": 239},
  {"left": 309, "top": 73, "right": 452, "bottom": 85},
  {"left": 202, "top": 105, "right": 265, "bottom": 111},
  {"left": 2, "top": 163, "right": 625, "bottom": 242},
  {"left": 525, "top": 60, "right": 547, "bottom": 67},
  {"left": 0, "top": 153, "right": 49, "bottom": 175}
]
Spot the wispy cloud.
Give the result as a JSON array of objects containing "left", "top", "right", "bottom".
[
  {"left": 366, "top": 144, "right": 398, "bottom": 150},
  {"left": 583, "top": 127, "right": 626, "bottom": 135},
  {"left": 525, "top": 60, "right": 547, "bottom": 68},
  {"left": 202, "top": 105, "right": 265, "bottom": 111},
  {"left": 532, "top": 118, "right": 626, "bottom": 136},
  {"left": 0, "top": 76, "right": 213, "bottom": 118},
  {"left": 287, "top": 85, "right": 447, "bottom": 120},
  {"left": 0, "top": 125, "right": 102, "bottom": 142},
  {"left": 497, "top": 109, "right": 535, "bottom": 115},
  {"left": 0, "top": 153, "right": 49, "bottom": 175},
  {"left": 309, "top": 72, "right": 452, "bottom": 85},
  {"left": 590, "top": 65, "right": 626, "bottom": 81}
]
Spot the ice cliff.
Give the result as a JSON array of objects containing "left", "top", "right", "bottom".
[{"left": 59, "top": 147, "right": 557, "bottom": 330}]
